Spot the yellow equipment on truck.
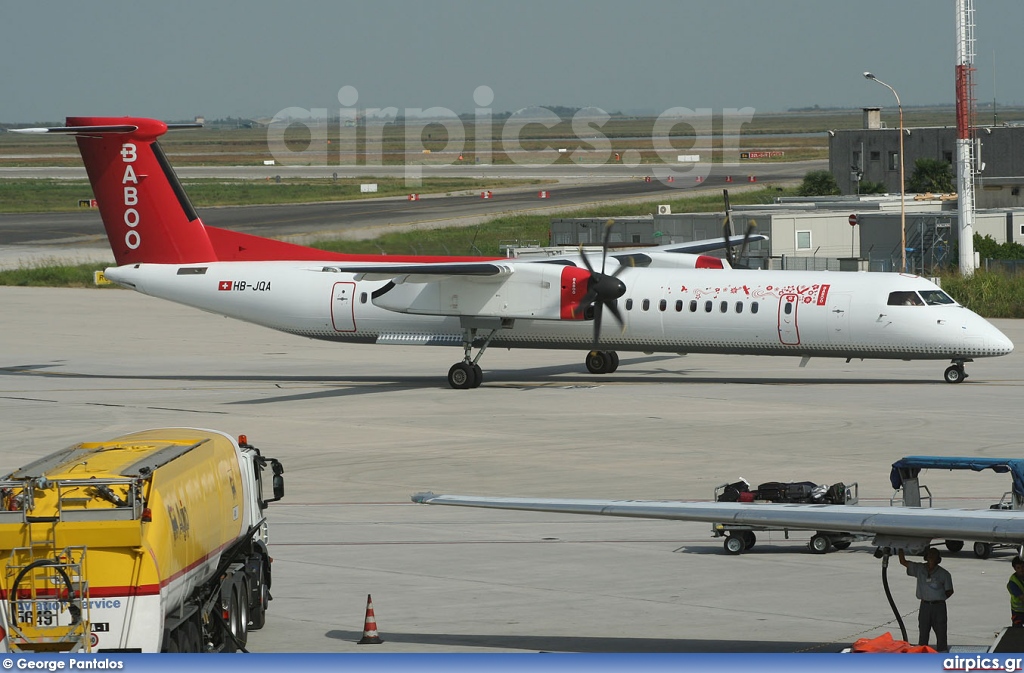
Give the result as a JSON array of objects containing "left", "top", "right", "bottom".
[{"left": 0, "top": 428, "right": 284, "bottom": 653}]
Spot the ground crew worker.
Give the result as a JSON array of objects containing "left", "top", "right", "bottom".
[
  {"left": 899, "top": 548, "right": 954, "bottom": 652},
  {"left": 1007, "top": 557, "right": 1024, "bottom": 627}
]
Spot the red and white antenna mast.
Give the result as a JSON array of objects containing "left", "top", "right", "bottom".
[{"left": 955, "top": 0, "right": 977, "bottom": 275}]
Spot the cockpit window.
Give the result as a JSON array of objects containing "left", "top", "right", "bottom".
[
  {"left": 919, "top": 290, "right": 956, "bottom": 306},
  {"left": 887, "top": 291, "right": 924, "bottom": 306}
]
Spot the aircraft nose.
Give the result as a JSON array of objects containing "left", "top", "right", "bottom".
[
  {"left": 969, "top": 314, "right": 1014, "bottom": 356},
  {"left": 989, "top": 324, "right": 1015, "bottom": 355},
  {"left": 953, "top": 310, "right": 1014, "bottom": 358}
]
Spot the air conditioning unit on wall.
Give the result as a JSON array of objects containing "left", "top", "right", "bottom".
[{"left": 657, "top": 204, "right": 671, "bottom": 215}]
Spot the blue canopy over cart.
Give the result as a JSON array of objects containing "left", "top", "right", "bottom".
[{"left": 890, "top": 456, "right": 1024, "bottom": 558}]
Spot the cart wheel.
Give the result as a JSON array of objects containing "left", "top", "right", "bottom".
[
  {"left": 974, "top": 542, "right": 992, "bottom": 559},
  {"left": 945, "top": 539, "right": 964, "bottom": 553},
  {"left": 809, "top": 534, "right": 832, "bottom": 554},
  {"left": 832, "top": 540, "right": 852, "bottom": 551},
  {"left": 740, "top": 531, "right": 757, "bottom": 550},
  {"left": 724, "top": 535, "right": 746, "bottom": 555}
]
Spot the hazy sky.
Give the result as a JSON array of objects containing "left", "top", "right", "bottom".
[{"left": 3, "top": 1, "right": 1023, "bottom": 123}]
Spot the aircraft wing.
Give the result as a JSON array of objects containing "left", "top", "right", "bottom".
[
  {"left": 642, "top": 234, "right": 767, "bottom": 254},
  {"left": 411, "top": 493, "right": 1024, "bottom": 548},
  {"left": 337, "top": 262, "right": 515, "bottom": 283}
]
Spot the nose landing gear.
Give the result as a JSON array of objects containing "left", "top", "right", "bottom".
[{"left": 943, "top": 359, "right": 971, "bottom": 384}]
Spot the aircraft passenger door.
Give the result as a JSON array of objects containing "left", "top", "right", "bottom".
[
  {"left": 331, "top": 282, "right": 356, "bottom": 332},
  {"left": 827, "top": 293, "right": 852, "bottom": 346},
  {"left": 777, "top": 293, "right": 800, "bottom": 345}
]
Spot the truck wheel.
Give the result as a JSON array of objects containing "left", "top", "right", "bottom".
[
  {"left": 809, "top": 534, "right": 831, "bottom": 554},
  {"left": 163, "top": 630, "right": 180, "bottom": 653},
  {"left": 974, "top": 542, "right": 992, "bottom": 559},
  {"left": 832, "top": 540, "right": 852, "bottom": 551},
  {"left": 249, "top": 563, "right": 269, "bottom": 631},
  {"left": 185, "top": 619, "right": 202, "bottom": 653},
  {"left": 740, "top": 531, "right": 756, "bottom": 549},
  {"left": 232, "top": 585, "right": 249, "bottom": 649},
  {"left": 945, "top": 539, "right": 965, "bottom": 553},
  {"left": 221, "top": 585, "right": 244, "bottom": 653},
  {"left": 724, "top": 535, "right": 745, "bottom": 555}
]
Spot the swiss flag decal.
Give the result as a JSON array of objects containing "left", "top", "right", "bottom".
[{"left": 218, "top": 280, "right": 232, "bottom": 291}]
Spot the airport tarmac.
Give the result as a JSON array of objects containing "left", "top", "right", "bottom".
[{"left": 2, "top": 286, "right": 1023, "bottom": 653}]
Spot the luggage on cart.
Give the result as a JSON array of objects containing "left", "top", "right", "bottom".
[
  {"left": 755, "top": 481, "right": 817, "bottom": 503},
  {"left": 825, "top": 481, "right": 848, "bottom": 504},
  {"left": 717, "top": 479, "right": 750, "bottom": 502},
  {"left": 755, "top": 481, "right": 787, "bottom": 502}
]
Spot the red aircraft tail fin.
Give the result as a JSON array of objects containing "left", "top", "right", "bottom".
[{"left": 18, "top": 117, "right": 217, "bottom": 265}]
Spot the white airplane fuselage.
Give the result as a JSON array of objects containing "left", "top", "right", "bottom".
[{"left": 105, "top": 261, "right": 1013, "bottom": 362}]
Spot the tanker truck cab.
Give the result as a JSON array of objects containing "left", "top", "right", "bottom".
[{"left": 0, "top": 429, "right": 285, "bottom": 653}]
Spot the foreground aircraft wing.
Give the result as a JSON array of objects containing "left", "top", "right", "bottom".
[{"left": 411, "top": 493, "right": 1024, "bottom": 549}]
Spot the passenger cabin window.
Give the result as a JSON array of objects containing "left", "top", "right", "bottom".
[
  {"left": 919, "top": 290, "right": 955, "bottom": 306},
  {"left": 625, "top": 298, "right": 633, "bottom": 311},
  {"left": 689, "top": 300, "right": 698, "bottom": 312},
  {"left": 751, "top": 302, "right": 759, "bottom": 314},
  {"left": 887, "top": 291, "right": 924, "bottom": 306},
  {"left": 360, "top": 292, "right": 368, "bottom": 304},
  {"left": 659, "top": 299, "right": 667, "bottom": 312},
  {"left": 720, "top": 301, "right": 728, "bottom": 313},
  {"left": 704, "top": 300, "right": 713, "bottom": 313},
  {"left": 675, "top": 300, "right": 683, "bottom": 312},
  {"left": 642, "top": 299, "right": 650, "bottom": 311},
  {"left": 735, "top": 302, "right": 743, "bottom": 314},
  {"left": 784, "top": 302, "right": 793, "bottom": 315}
]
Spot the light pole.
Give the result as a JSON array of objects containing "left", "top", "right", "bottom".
[{"left": 864, "top": 72, "right": 906, "bottom": 273}]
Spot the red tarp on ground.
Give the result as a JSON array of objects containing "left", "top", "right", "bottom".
[{"left": 851, "top": 632, "right": 938, "bottom": 653}]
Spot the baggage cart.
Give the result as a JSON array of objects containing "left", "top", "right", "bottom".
[{"left": 712, "top": 480, "right": 860, "bottom": 555}]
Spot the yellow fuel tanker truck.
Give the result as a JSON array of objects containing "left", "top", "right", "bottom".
[{"left": 0, "top": 428, "right": 284, "bottom": 653}]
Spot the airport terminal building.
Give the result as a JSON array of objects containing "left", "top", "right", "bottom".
[
  {"left": 548, "top": 195, "right": 1023, "bottom": 274},
  {"left": 828, "top": 108, "right": 1024, "bottom": 209}
]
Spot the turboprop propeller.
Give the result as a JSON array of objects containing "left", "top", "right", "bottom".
[
  {"left": 721, "top": 189, "right": 757, "bottom": 269},
  {"left": 573, "top": 220, "right": 628, "bottom": 346}
]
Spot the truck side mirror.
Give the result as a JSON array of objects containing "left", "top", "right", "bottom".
[
  {"left": 262, "top": 458, "right": 285, "bottom": 504},
  {"left": 272, "top": 473, "right": 284, "bottom": 502}
]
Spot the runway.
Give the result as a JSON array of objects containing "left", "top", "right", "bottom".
[{"left": 2, "top": 286, "right": 1022, "bottom": 652}]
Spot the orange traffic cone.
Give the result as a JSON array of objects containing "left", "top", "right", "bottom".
[{"left": 358, "top": 594, "right": 383, "bottom": 644}]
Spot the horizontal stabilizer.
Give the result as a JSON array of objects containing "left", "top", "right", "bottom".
[{"left": 11, "top": 123, "right": 201, "bottom": 135}]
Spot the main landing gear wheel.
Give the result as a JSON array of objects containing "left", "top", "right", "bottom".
[
  {"left": 448, "top": 362, "right": 482, "bottom": 389},
  {"left": 585, "top": 350, "right": 620, "bottom": 374},
  {"left": 448, "top": 322, "right": 501, "bottom": 389}
]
